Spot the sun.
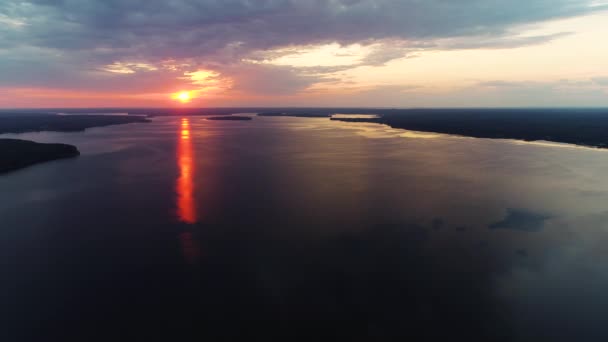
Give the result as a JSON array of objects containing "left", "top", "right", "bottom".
[
  {"left": 178, "top": 92, "right": 191, "bottom": 102},
  {"left": 173, "top": 91, "right": 193, "bottom": 103}
]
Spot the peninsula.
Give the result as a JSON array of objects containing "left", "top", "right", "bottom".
[{"left": 0, "top": 139, "right": 80, "bottom": 173}]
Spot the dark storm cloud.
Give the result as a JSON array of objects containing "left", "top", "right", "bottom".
[{"left": 0, "top": 0, "right": 605, "bottom": 94}]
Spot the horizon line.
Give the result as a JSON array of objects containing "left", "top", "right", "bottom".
[{"left": 2, "top": 106, "right": 608, "bottom": 111}]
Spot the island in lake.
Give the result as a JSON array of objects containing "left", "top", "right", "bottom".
[
  {"left": 206, "top": 116, "right": 252, "bottom": 121},
  {"left": 0, "top": 139, "right": 80, "bottom": 173}
]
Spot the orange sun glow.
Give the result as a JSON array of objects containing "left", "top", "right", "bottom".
[{"left": 173, "top": 91, "right": 193, "bottom": 103}]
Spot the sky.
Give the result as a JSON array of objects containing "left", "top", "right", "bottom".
[{"left": 1, "top": 0, "right": 607, "bottom": 108}]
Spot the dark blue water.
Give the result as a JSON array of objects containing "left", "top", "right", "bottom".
[{"left": 2, "top": 116, "right": 608, "bottom": 341}]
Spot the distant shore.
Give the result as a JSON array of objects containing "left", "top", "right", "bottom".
[
  {"left": 0, "top": 114, "right": 150, "bottom": 174},
  {"left": 2, "top": 108, "right": 608, "bottom": 149},
  {"left": 0, "top": 114, "right": 150, "bottom": 134},
  {"left": 254, "top": 109, "right": 608, "bottom": 149}
]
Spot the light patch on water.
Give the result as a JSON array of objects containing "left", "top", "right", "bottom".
[
  {"left": 329, "top": 120, "right": 446, "bottom": 140},
  {"left": 331, "top": 113, "right": 380, "bottom": 119},
  {"left": 230, "top": 113, "right": 257, "bottom": 117},
  {"left": 508, "top": 139, "right": 608, "bottom": 152},
  {"left": 399, "top": 131, "right": 441, "bottom": 139}
]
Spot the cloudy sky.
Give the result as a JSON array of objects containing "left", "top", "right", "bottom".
[{"left": 1, "top": 0, "right": 607, "bottom": 108}]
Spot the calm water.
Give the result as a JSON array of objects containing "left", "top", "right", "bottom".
[{"left": 2, "top": 116, "right": 608, "bottom": 341}]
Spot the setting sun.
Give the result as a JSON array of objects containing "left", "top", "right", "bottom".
[{"left": 173, "top": 91, "right": 192, "bottom": 103}]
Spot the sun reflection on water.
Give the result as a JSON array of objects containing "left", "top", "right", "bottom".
[{"left": 177, "top": 118, "right": 197, "bottom": 224}]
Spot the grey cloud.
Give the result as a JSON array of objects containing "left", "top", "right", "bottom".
[
  {"left": 4, "top": 0, "right": 604, "bottom": 59},
  {"left": 0, "top": 47, "right": 189, "bottom": 93},
  {"left": 435, "top": 32, "right": 574, "bottom": 50},
  {"left": 0, "top": 0, "right": 605, "bottom": 96},
  {"left": 593, "top": 77, "right": 608, "bottom": 86},
  {"left": 359, "top": 43, "right": 413, "bottom": 66},
  {"left": 343, "top": 31, "right": 572, "bottom": 68},
  {"left": 479, "top": 81, "right": 536, "bottom": 88},
  {"left": 300, "top": 79, "right": 608, "bottom": 107},
  {"left": 478, "top": 79, "right": 603, "bottom": 92},
  {"left": 219, "top": 64, "right": 335, "bottom": 95}
]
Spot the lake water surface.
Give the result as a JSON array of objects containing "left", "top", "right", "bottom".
[{"left": 2, "top": 116, "right": 608, "bottom": 341}]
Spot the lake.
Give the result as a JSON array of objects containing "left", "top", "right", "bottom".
[{"left": 2, "top": 115, "right": 608, "bottom": 341}]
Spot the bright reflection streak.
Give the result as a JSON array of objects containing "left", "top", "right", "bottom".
[
  {"left": 177, "top": 118, "right": 200, "bottom": 263},
  {"left": 177, "top": 118, "right": 197, "bottom": 224}
]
